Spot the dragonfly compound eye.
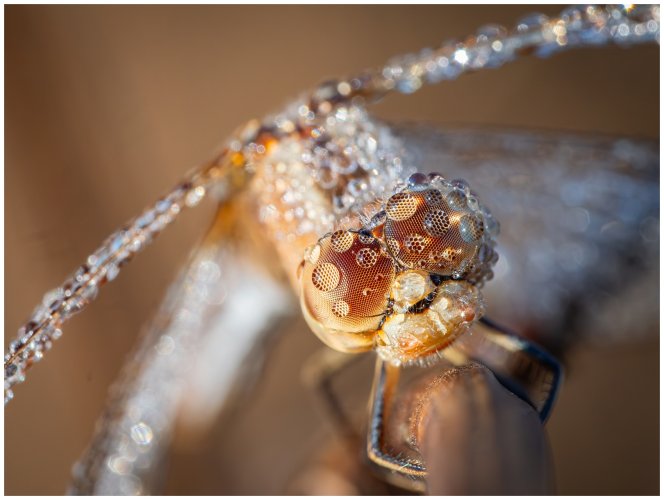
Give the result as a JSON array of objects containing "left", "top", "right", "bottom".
[
  {"left": 300, "top": 230, "right": 396, "bottom": 353},
  {"left": 383, "top": 178, "right": 495, "bottom": 279}
]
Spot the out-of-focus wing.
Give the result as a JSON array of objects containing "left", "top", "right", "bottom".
[
  {"left": 396, "top": 125, "right": 659, "bottom": 353},
  {"left": 69, "top": 206, "right": 295, "bottom": 495}
]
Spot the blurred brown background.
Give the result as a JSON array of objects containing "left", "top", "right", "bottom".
[{"left": 5, "top": 5, "right": 659, "bottom": 495}]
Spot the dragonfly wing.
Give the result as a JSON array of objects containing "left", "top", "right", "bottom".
[{"left": 70, "top": 208, "right": 295, "bottom": 495}]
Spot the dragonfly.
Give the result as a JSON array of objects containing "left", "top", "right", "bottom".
[{"left": 5, "top": 5, "right": 659, "bottom": 494}]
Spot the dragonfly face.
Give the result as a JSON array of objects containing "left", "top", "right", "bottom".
[{"left": 299, "top": 175, "right": 498, "bottom": 365}]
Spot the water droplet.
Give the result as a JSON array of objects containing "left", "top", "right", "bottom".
[
  {"left": 312, "top": 263, "right": 341, "bottom": 292},
  {"left": 130, "top": 422, "right": 153, "bottom": 446}
]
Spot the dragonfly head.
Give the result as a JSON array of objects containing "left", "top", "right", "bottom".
[{"left": 299, "top": 173, "right": 499, "bottom": 364}]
